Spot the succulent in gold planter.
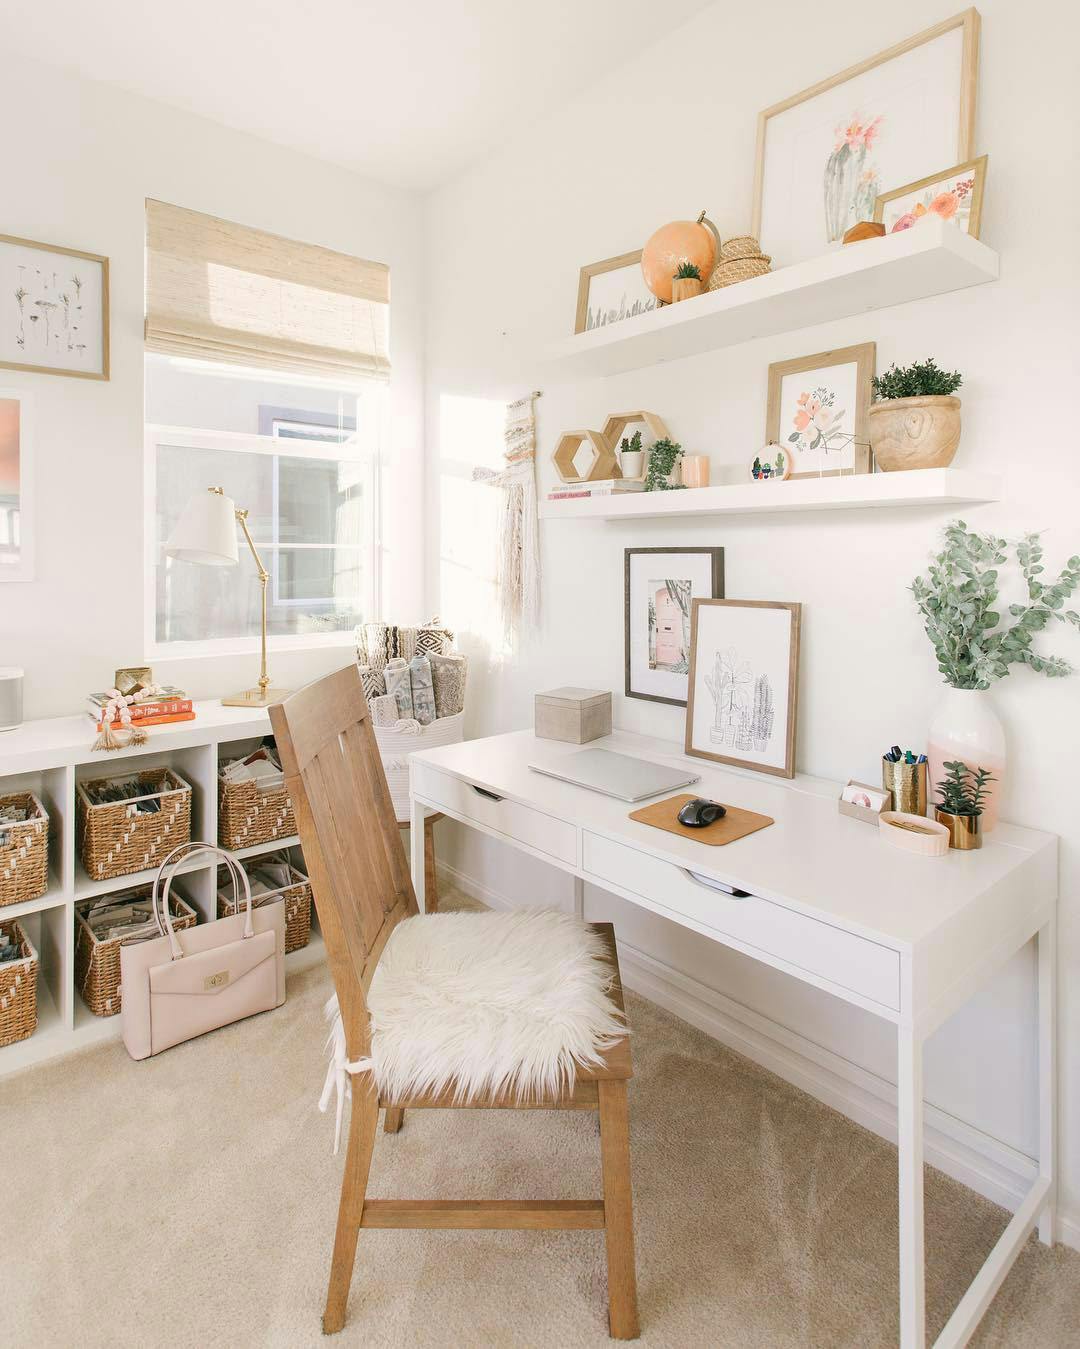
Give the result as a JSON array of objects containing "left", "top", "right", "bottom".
[{"left": 933, "top": 760, "right": 995, "bottom": 850}]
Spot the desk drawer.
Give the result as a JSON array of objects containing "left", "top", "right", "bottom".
[
  {"left": 583, "top": 832, "right": 899, "bottom": 1010},
  {"left": 412, "top": 763, "right": 577, "bottom": 867}
]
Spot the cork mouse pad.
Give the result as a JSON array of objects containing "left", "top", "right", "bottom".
[{"left": 628, "top": 793, "right": 774, "bottom": 846}]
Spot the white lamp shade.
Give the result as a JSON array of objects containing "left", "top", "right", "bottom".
[{"left": 166, "top": 489, "right": 239, "bottom": 566}]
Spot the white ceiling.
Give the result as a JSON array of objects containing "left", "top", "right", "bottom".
[{"left": 2, "top": 0, "right": 714, "bottom": 191}]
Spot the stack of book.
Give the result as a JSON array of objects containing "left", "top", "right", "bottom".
[
  {"left": 87, "top": 685, "right": 194, "bottom": 730},
  {"left": 547, "top": 478, "right": 645, "bottom": 502}
]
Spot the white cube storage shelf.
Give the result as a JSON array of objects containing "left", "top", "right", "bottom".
[{"left": 0, "top": 701, "right": 324, "bottom": 1076}]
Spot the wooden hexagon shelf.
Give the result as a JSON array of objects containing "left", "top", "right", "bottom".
[
  {"left": 600, "top": 411, "right": 671, "bottom": 482},
  {"left": 552, "top": 429, "right": 620, "bottom": 483}
]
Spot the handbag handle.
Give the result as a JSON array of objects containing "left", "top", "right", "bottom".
[{"left": 151, "top": 842, "right": 254, "bottom": 961}]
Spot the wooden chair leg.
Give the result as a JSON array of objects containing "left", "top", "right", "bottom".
[
  {"left": 598, "top": 1080, "right": 639, "bottom": 1340},
  {"left": 424, "top": 816, "right": 439, "bottom": 914},
  {"left": 323, "top": 1079, "right": 380, "bottom": 1335},
  {"left": 383, "top": 1106, "right": 405, "bottom": 1133}
]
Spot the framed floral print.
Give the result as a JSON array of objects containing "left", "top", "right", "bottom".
[
  {"left": 752, "top": 9, "right": 980, "bottom": 265},
  {"left": 874, "top": 155, "right": 987, "bottom": 239},
  {"left": 685, "top": 599, "right": 801, "bottom": 779},
  {"left": 0, "top": 234, "right": 109, "bottom": 380},
  {"left": 765, "top": 342, "right": 875, "bottom": 478},
  {"left": 625, "top": 547, "right": 724, "bottom": 706}
]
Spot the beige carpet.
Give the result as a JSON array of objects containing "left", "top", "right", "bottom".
[{"left": 4, "top": 892, "right": 1079, "bottom": 1348}]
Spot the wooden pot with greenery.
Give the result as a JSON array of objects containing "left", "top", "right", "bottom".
[
  {"left": 933, "top": 760, "right": 994, "bottom": 850},
  {"left": 869, "top": 359, "right": 962, "bottom": 471},
  {"left": 670, "top": 261, "right": 703, "bottom": 303}
]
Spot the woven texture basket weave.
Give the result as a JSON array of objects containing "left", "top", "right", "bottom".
[
  {"left": 709, "top": 254, "right": 772, "bottom": 288},
  {"left": 374, "top": 711, "right": 465, "bottom": 822},
  {"left": 77, "top": 768, "right": 192, "bottom": 882},
  {"left": 0, "top": 791, "right": 49, "bottom": 908},
  {"left": 0, "top": 920, "right": 38, "bottom": 1047},
  {"left": 75, "top": 884, "right": 198, "bottom": 1017},
  {"left": 719, "top": 235, "right": 763, "bottom": 262},
  {"left": 216, "top": 861, "right": 312, "bottom": 955},
  {"left": 218, "top": 775, "right": 296, "bottom": 850}
]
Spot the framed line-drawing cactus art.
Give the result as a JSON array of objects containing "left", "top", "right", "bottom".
[
  {"left": 752, "top": 9, "right": 980, "bottom": 266},
  {"left": 685, "top": 599, "right": 801, "bottom": 778}
]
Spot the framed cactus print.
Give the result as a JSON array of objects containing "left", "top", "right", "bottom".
[
  {"left": 685, "top": 599, "right": 801, "bottom": 779},
  {"left": 752, "top": 9, "right": 980, "bottom": 266},
  {"left": 625, "top": 547, "right": 725, "bottom": 706}
]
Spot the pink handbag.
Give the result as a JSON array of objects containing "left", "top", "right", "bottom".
[{"left": 120, "top": 842, "right": 286, "bottom": 1060}]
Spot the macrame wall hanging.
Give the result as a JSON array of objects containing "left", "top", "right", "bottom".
[{"left": 473, "top": 392, "right": 542, "bottom": 643}]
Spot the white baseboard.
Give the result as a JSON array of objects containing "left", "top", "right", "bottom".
[{"left": 437, "top": 860, "right": 1079, "bottom": 1253}]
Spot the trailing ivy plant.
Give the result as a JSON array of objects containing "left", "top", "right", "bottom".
[
  {"left": 643, "top": 438, "right": 687, "bottom": 492},
  {"left": 911, "top": 520, "right": 1080, "bottom": 689},
  {"left": 936, "top": 761, "right": 995, "bottom": 816},
  {"left": 872, "top": 358, "right": 962, "bottom": 400},
  {"left": 673, "top": 261, "right": 702, "bottom": 280}
]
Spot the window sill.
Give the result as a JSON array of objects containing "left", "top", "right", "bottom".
[{"left": 147, "top": 630, "right": 359, "bottom": 662}]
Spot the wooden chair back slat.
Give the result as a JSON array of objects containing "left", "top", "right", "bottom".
[{"left": 270, "top": 666, "right": 419, "bottom": 1056}]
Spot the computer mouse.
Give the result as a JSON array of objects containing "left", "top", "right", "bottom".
[{"left": 677, "top": 797, "right": 727, "bottom": 828}]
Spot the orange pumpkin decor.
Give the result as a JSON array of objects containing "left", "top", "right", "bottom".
[{"left": 641, "top": 211, "right": 721, "bottom": 303}]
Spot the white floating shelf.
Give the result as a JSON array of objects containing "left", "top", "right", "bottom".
[
  {"left": 544, "top": 219, "right": 999, "bottom": 379},
  {"left": 539, "top": 468, "right": 1001, "bottom": 522}
]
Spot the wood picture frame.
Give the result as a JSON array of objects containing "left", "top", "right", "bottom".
[
  {"left": 873, "top": 154, "right": 988, "bottom": 239},
  {"left": 751, "top": 8, "right": 981, "bottom": 264},
  {"left": 625, "top": 547, "right": 724, "bottom": 707},
  {"left": 685, "top": 599, "right": 801, "bottom": 779},
  {"left": 0, "top": 390, "right": 33, "bottom": 583},
  {"left": 575, "top": 251, "right": 657, "bottom": 335},
  {"left": 766, "top": 342, "right": 876, "bottom": 478},
  {"left": 0, "top": 233, "right": 110, "bottom": 380}
]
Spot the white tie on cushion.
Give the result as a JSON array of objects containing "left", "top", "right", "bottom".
[{"left": 320, "top": 909, "right": 626, "bottom": 1152}]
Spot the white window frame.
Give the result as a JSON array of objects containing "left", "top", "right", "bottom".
[{"left": 144, "top": 422, "right": 381, "bottom": 660}]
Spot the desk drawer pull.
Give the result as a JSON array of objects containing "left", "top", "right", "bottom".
[
  {"left": 680, "top": 868, "right": 751, "bottom": 899},
  {"left": 470, "top": 785, "right": 504, "bottom": 803}
]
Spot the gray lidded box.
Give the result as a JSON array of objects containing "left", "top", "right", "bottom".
[{"left": 535, "top": 687, "right": 612, "bottom": 744}]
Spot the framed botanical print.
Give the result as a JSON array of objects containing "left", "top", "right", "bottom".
[
  {"left": 625, "top": 547, "right": 724, "bottom": 706},
  {"left": 685, "top": 599, "right": 801, "bottom": 778},
  {"left": 752, "top": 9, "right": 980, "bottom": 265},
  {"left": 0, "top": 392, "right": 33, "bottom": 582},
  {"left": 0, "top": 234, "right": 109, "bottom": 380},
  {"left": 575, "top": 251, "right": 658, "bottom": 334},
  {"left": 874, "top": 154, "right": 987, "bottom": 239},
  {"left": 766, "top": 342, "right": 875, "bottom": 478}
]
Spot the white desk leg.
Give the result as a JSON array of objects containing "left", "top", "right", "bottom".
[
  {"left": 898, "top": 1025, "right": 926, "bottom": 1349},
  {"left": 573, "top": 875, "right": 585, "bottom": 919},
  {"left": 410, "top": 797, "right": 429, "bottom": 913},
  {"left": 1038, "top": 915, "right": 1057, "bottom": 1246}
]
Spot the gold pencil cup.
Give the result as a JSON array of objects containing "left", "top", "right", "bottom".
[
  {"left": 881, "top": 759, "right": 928, "bottom": 816},
  {"left": 935, "top": 808, "right": 982, "bottom": 850}
]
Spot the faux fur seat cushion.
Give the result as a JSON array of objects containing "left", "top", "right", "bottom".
[{"left": 321, "top": 909, "right": 626, "bottom": 1147}]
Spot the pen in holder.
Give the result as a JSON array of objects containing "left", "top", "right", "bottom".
[{"left": 882, "top": 757, "right": 928, "bottom": 816}]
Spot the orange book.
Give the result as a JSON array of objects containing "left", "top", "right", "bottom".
[{"left": 96, "top": 712, "right": 196, "bottom": 730}]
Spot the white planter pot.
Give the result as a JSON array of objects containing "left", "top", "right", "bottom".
[
  {"left": 620, "top": 450, "right": 644, "bottom": 478},
  {"left": 927, "top": 688, "right": 1005, "bottom": 832}
]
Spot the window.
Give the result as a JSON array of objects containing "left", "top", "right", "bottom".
[{"left": 144, "top": 202, "right": 388, "bottom": 651}]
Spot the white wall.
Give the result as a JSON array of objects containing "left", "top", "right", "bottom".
[
  {"left": 1, "top": 55, "right": 426, "bottom": 718},
  {"left": 425, "top": 0, "right": 1080, "bottom": 1237}
]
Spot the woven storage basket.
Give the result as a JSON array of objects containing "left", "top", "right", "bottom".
[
  {"left": 218, "top": 769, "right": 296, "bottom": 850},
  {"left": 0, "top": 791, "right": 49, "bottom": 908},
  {"left": 77, "top": 768, "right": 192, "bottom": 882},
  {"left": 75, "top": 884, "right": 198, "bottom": 1017},
  {"left": 374, "top": 711, "right": 465, "bottom": 822},
  {"left": 216, "top": 859, "right": 312, "bottom": 955},
  {"left": 709, "top": 254, "right": 772, "bottom": 288},
  {"left": 0, "top": 920, "right": 38, "bottom": 1047},
  {"left": 719, "top": 235, "right": 763, "bottom": 262}
]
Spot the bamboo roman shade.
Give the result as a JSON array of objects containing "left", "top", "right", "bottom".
[{"left": 145, "top": 200, "right": 389, "bottom": 381}]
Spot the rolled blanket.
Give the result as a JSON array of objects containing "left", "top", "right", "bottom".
[
  {"left": 363, "top": 623, "right": 390, "bottom": 675},
  {"left": 384, "top": 658, "right": 414, "bottom": 718},
  {"left": 408, "top": 654, "right": 436, "bottom": 726},
  {"left": 371, "top": 693, "right": 400, "bottom": 727},
  {"left": 358, "top": 664, "right": 385, "bottom": 703},
  {"left": 396, "top": 626, "right": 419, "bottom": 662},
  {"left": 416, "top": 616, "right": 454, "bottom": 658},
  {"left": 430, "top": 652, "right": 467, "bottom": 718}
]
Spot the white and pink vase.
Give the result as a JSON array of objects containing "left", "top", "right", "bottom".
[{"left": 927, "top": 687, "right": 1006, "bottom": 832}]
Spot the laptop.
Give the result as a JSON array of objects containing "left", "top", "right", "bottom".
[{"left": 528, "top": 748, "right": 700, "bottom": 803}]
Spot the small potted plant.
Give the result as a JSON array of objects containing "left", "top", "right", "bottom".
[
  {"left": 869, "top": 357, "right": 963, "bottom": 471},
  {"left": 643, "top": 438, "right": 687, "bottom": 492},
  {"left": 934, "top": 760, "right": 995, "bottom": 850},
  {"left": 619, "top": 429, "right": 645, "bottom": 478},
  {"left": 671, "top": 261, "right": 703, "bottom": 303}
]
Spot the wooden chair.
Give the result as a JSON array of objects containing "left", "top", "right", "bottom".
[{"left": 270, "top": 666, "right": 639, "bottom": 1339}]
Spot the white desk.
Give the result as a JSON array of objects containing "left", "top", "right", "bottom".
[{"left": 408, "top": 728, "right": 1058, "bottom": 1349}]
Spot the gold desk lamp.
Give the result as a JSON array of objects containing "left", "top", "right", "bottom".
[{"left": 165, "top": 486, "right": 291, "bottom": 708}]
